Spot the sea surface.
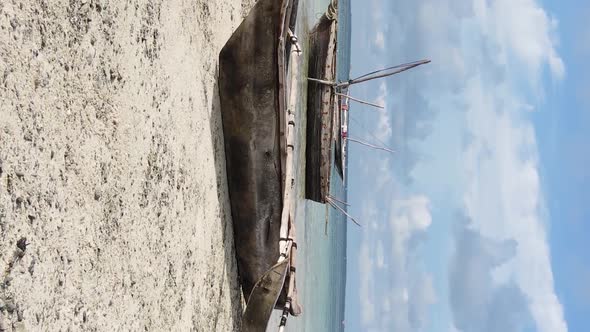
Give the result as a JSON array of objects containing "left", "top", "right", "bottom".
[{"left": 270, "top": 0, "right": 352, "bottom": 331}]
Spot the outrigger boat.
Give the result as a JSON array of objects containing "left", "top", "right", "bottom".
[
  {"left": 306, "top": 9, "right": 431, "bottom": 204},
  {"left": 219, "top": 0, "right": 428, "bottom": 328},
  {"left": 218, "top": 0, "right": 301, "bottom": 330}
]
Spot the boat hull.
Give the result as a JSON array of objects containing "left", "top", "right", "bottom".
[
  {"left": 305, "top": 11, "right": 338, "bottom": 203},
  {"left": 219, "top": 0, "right": 292, "bottom": 303}
]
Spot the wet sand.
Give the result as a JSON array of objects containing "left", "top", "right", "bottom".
[{"left": 0, "top": 0, "right": 254, "bottom": 330}]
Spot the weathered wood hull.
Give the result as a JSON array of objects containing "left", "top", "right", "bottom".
[
  {"left": 218, "top": 0, "right": 294, "bottom": 307},
  {"left": 241, "top": 258, "right": 289, "bottom": 332},
  {"left": 305, "top": 11, "right": 338, "bottom": 203}
]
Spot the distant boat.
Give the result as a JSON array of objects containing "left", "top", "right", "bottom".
[
  {"left": 308, "top": 53, "right": 431, "bottom": 202},
  {"left": 305, "top": 0, "right": 339, "bottom": 203}
]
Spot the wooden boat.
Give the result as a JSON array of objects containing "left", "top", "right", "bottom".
[
  {"left": 220, "top": 0, "right": 429, "bottom": 328},
  {"left": 218, "top": 0, "right": 300, "bottom": 329},
  {"left": 305, "top": 1, "right": 339, "bottom": 203},
  {"left": 305, "top": 0, "right": 430, "bottom": 206}
]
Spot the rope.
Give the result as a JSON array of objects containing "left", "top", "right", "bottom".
[
  {"left": 349, "top": 115, "right": 395, "bottom": 154},
  {"left": 326, "top": 197, "right": 362, "bottom": 227},
  {"left": 325, "top": 1, "right": 337, "bottom": 21}
]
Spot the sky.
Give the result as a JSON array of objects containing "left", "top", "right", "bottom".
[{"left": 344, "top": 0, "right": 590, "bottom": 331}]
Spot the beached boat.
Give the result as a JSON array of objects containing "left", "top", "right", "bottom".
[
  {"left": 219, "top": 0, "right": 430, "bottom": 328},
  {"left": 218, "top": 0, "right": 300, "bottom": 329}
]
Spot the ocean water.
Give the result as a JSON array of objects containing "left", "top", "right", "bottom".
[{"left": 269, "top": 0, "right": 352, "bottom": 331}]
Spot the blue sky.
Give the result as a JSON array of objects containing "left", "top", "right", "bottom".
[{"left": 344, "top": 0, "right": 589, "bottom": 331}]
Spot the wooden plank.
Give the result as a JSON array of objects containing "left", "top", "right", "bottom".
[{"left": 279, "top": 45, "right": 299, "bottom": 256}]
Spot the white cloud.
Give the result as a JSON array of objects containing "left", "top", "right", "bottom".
[
  {"left": 352, "top": 0, "right": 567, "bottom": 331},
  {"left": 374, "top": 31, "right": 386, "bottom": 50},
  {"left": 461, "top": 79, "right": 567, "bottom": 332},
  {"left": 449, "top": 324, "right": 462, "bottom": 332},
  {"left": 409, "top": 274, "right": 438, "bottom": 328},
  {"left": 359, "top": 194, "right": 435, "bottom": 331},
  {"left": 479, "top": 0, "right": 565, "bottom": 79},
  {"left": 450, "top": 220, "right": 530, "bottom": 332},
  {"left": 376, "top": 240, "right": 386, "bottom": 269},
  {"left": 375, "top": 157, "right": 394, "bottom": 191},
  {"left": 391, "top": 195, "right": 432, "bottom": 238},
  {"left": 359, "top": 242, "right": 376, "bottom": 324},
  {"left": 375, "top": 81, "right": 392, "bottom": 142}
]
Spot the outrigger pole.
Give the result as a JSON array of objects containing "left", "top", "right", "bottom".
[
  {"left": 326, "top": 196, "right": 362, "bottom": 227},
  {"left": 345, "top": 137, "right": 395, "bottom": 154},
  {"left": 308, "top": 59, "right": 431, "bottom": 87},
  {"left": 334, "top": 92, "right": 384, "bottom": 109},
  {"left": 278, "top": 31, "right": 303, "bottom": 332},
  {"left": 338, "top": 59, "right": 431, "bottom": 87}
]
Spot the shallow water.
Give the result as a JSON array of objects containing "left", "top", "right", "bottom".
[{"left": 267, "top": 0, "right": 351, "bottom": 331}]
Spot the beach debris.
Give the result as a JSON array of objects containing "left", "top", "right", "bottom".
[
  {"left": 16, "top": 306, "right": 23, "bottom": 322},
  {"left": 1, "top": 237, "right": 29, "bottom": 286},
  {"left": 4, "top": 299, "right": 15, "bottom": 314},
  {"left": 0, "top": 312, "right": 6, "bottom": 332},
  {"left": 14, "top": 237, "right": 28, "bottom": 261},
  {"left": 16, "top": 237, "right": 28, "bottom": 253},
  {"left": 15, "top": 197, "right": 23, "bottom": 209},
  {"left": 2, "top": 276, "right": 13, "bottom": 288},
  {"left": 28, "top": 258, "right": 35, "bottom": 276}
]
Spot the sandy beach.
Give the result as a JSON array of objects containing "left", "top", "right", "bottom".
[{"left": 0, "top": 0, "right": 254, "bottom": 330}]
